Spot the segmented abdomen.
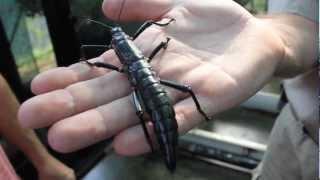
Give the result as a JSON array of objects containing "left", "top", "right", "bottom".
[
  {"left": 129, "top": 59, "right": 178, "bottom": 170},
  {"left": 129, "top": 60, "right": 178, "bottom": 133}
]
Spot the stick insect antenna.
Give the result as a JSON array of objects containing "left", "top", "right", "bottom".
[{"left": 84, "top": 19, "right": 114, "bottom": 31}]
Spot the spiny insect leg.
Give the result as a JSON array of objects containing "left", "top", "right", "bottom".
[
  {"left": 148, "top": 37, "right": 171, "bottom": 62},
  {"left": 83, "top": 61, "right": 123, "bottom": 72},
  {"left": 80, "top": 45, "right": 123, "bottom": 72},
  {"left": 160, "top": 80, "right": 211, "bottom": 121},
  {"left": 132, "top": 90, "right": 155, "bottom": 152},
  {"left": 133, "top": 18, "right": 175, "bottom": 40}
]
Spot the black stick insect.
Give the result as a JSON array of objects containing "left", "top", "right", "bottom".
[{"left": 80, "top": 0, "right": 210, "bottom": 172}]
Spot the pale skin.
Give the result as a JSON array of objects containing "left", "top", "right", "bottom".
[
  {"left": 18, "top": 0, "right": 317, "bottom": 157},
  {"left": 0, "top": 75, "right": 75, "bottom": 180}
]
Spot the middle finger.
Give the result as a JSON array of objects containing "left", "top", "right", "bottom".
[
  {"left": 47, "top": 95, "right": 138, "bottom": 153},
  {"left": 19, "top": 71, "right": 130, "bottom": 128}
]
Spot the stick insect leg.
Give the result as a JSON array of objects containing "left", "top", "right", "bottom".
[
  {"left": 160, "top": 80, "right": 211, "bottom": 121},
  {"left": 132, "top": 90, "right": 155, "bottom": 152},
  {"left": 80, "top": 45, "right": 123, "bottom": 72},
  {"left": 133, "top": 18, "right": 175, "bottom": 40},
  {"left": 148, "top": 38, "right": 171, "bottom": 62},
  {"left": 84, "top": 61, "right": 123, "bottom": 72}
]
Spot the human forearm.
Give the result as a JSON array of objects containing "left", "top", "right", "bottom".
[
  {"left": 0, "top": 76, "right": 52, "bottom": 166},
  {"left": 0, "top": 76, "right": 77, "bottom": 180},
  {"left": 260, "top": 14, "right": 317, "bottom": 77}
]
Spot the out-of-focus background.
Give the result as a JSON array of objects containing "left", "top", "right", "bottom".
[{"left": 0, "top": 0, "right": 283, "bottom": 180}]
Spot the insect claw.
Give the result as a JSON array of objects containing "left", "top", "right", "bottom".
[
  {"left": 163, "top": 37, "right": 171, "bottom": 49},
  {"left": 81, "top": 60, "right": 96, "bottom": 68},
  {"left": 152, "top": 18, "right": 176, "bottom": 27},
  {"left": 119, "top": 68, "right": 125, "bottom": 73},
  {"left": 165, "top": 18, "right": 176, "bottom": 26},
  {"left": 168, "top": 18, "right": 176, "bottom": 23}
]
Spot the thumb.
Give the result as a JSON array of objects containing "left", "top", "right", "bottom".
[{"left": 102, "top": 0, "right": 174, "bottom": 21}]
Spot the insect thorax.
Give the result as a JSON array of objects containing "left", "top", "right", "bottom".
[{"left": 111, "top": 29, "right": 144, "bottom": 64}]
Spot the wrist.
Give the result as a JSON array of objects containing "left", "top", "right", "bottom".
[
  {"left": 259, "top": 15, "right": 318, "bottom": 78},
  {"left": 249, "top": 17, "right": 285, "bottom": 78},
  {"left": 258, "top": 18, "right": 286, "bottom": 77}
]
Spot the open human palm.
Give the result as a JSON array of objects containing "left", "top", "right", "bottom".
[{"left": 19, "top": 0, "right": 283, "bottom": 155}]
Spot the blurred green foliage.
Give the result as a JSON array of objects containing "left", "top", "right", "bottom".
[
  {"left": 16, "top": 0, "right": 42, "bottom": 16},
  {"left": 16, "top": 0, "right": 104, "bottom": 17}
]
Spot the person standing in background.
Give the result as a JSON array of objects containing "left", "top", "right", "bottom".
[{"left": 254, "top": 0, "right": 318, "bottom": 179}]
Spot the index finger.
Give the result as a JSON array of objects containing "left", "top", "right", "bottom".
[{"left": 31, "top": 50, "right": 119, "bottom": 94}]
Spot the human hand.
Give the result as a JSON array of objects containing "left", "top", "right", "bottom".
[{"left": 19, "top": 0, "right": 284, "bottom": 155}]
